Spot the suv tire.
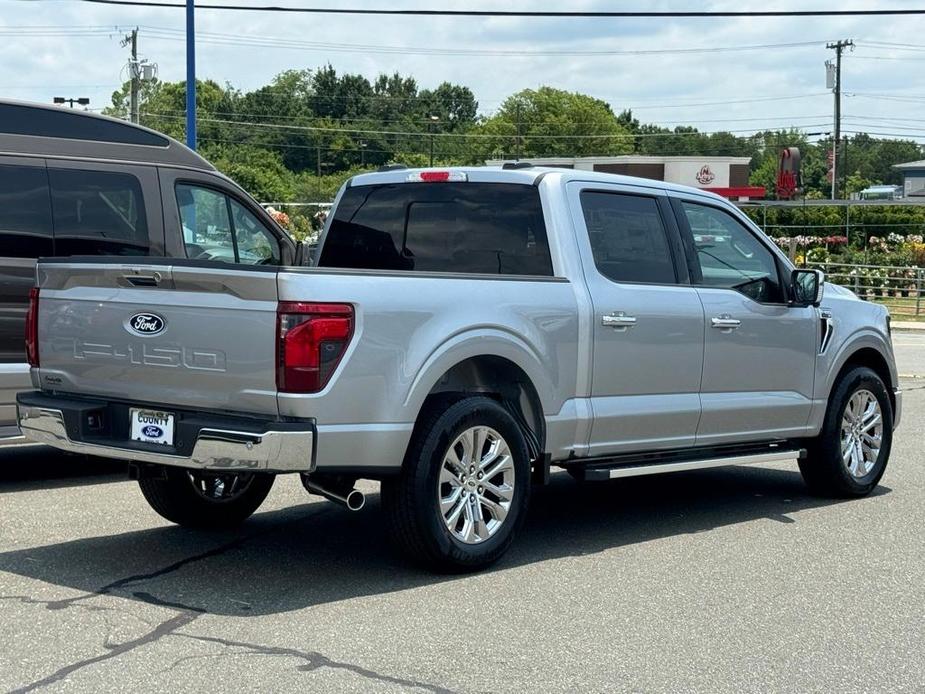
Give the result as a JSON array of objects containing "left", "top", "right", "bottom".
[
  {"left": 799, "top": 366, "right": 893, "bottom": 497},
  {"left": 139, "top": 468, "right": 275, "bottom": 528},
  {"left": 382, "top": 396, "right": 531, "bottom": 572}
]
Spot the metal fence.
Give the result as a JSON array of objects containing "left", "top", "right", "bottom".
[{"left": 813, "top": 262, "right": 925, "bottom": 318}]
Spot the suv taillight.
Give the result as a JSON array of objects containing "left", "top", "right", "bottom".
[
  {"left": 277, "top": 302, "right": 354, "bottom": 393},
  {"left": 25, "top": 287, "right": 39, "bottom": 368}
]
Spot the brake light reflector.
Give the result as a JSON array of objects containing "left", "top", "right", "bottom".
[
  {"left": 277, "top": 302, "right": 354, "bottom": 393},
  {"left": 25, "top": 287, "right": 39, "bottom": 368},
  {"left": 407, "top": 170, "right": 468, "bottom": 183}
]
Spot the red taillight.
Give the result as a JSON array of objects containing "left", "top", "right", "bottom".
[
  {"left": 25, "top": 287, "right": 39, "bottom": 368},
  {"left": 407, "top": 170, "right": 468, "bottom": 183},
  {"left": 277, "top": 302, "right": 354, "bottom": 393}
]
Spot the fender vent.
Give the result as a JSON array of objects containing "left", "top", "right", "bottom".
[{"left": 819, "top": 308, "right": 834, "bottom": 354}]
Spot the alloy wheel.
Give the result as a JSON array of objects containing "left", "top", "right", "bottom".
[
  {"left": 840, "top": 389, "right": 884, "bottom": 479},
  {"left": 437, "top": 426, "right": 516, "bottom": 544}
]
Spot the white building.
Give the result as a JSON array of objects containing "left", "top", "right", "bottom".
[{"left": 485, "top": 155, "right": 765, "bottom": 201}]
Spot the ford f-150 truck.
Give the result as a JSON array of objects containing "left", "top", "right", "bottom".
[{"left": 17, "top": 166, "right": 901, "bottom": 571}]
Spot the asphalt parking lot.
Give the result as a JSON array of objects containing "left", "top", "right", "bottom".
[{"left": 1, "top": 338, "right": 924, "bottom": 693}]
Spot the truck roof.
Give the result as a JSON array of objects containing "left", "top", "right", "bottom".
[
  {"left": 348, "top": 165, "right": 731, "bottom": 203},
  {"left": 0, "top": 99, "right": 215, "bottom": 172}
]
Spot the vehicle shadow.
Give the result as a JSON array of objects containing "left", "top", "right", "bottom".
[
  {"left": 0, "top": 465, "right": 889, "bottom": 617},
  {"left": 0, "top": 447, "right": 126, "bottom": 493}
]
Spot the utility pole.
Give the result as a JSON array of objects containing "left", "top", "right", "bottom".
[
  {"left": 121, "top": 28, "right": 140, "bottom": 124},
  {"left": 826, "top": 39, "right": 853, "bottom": 199}
]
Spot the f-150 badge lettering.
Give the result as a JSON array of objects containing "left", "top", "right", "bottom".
[
  {"left": 126, "top": 312, "right": 166, "bottom": 337},
  {"left": 68, "top": 340, "right": 226, "bottom": 372}
]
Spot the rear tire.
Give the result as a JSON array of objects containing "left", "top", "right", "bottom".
[
  {"left": 799, "top": 366, "right": 892, "bottom": 498},
  {"left": 139, "top": 467, "right": 275, "bottom": 529},
  {"left": 382, "top": 396, "right": 531, "bottom": 572}
]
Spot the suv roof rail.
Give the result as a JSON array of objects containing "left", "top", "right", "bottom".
[
  {"left": 378, "top": 163, "right": 407, "bottom": 172},
  {"left": 502, "top": 162, "right": 534, "bottom": 170}
]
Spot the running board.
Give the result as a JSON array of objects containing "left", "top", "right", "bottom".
[{"left": 573, "top": 448, "right": 805, "bottom": 482}]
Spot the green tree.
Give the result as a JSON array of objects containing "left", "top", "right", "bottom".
[
  {"left": 200, "top": 144, "right": 293, "bottom": 202},
  {"left": 473, "top": 87, "right": 632, "bottom": 160}
]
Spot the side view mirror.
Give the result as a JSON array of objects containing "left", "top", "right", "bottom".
[{"left": 791, "top": 268, "right": 824, "bottom": 307}]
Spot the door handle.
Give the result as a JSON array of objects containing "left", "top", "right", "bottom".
[
  {"left": 125, "top": 274, "right": 161, "bottom": 287},
  {"left": 711, "top": 315, "right": 741, "bottom": 330},
  {"left": 602, "top": 312, "right": 637, "bottom": 328}
]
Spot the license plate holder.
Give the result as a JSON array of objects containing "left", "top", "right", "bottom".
[{"left": 130, "top": 408, "right": 175, "bottom": 446}]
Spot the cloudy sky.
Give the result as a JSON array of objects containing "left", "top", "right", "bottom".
[{"left": 1, "top": 0, "right": 924, "bottom": 142}]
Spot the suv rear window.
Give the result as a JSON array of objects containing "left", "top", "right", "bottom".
[
  {"left": 49, "top": 168, "right": 150, "bottom": 256},
  {"left": 0, "top": 163, "right": 53, "bottom": 258},
  {"left": 318, "top": 182, "right": 553, "bottom": 276}
]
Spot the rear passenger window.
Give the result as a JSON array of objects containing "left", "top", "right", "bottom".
[
  {"left": 48, "top": 168, "right": 149, "bottom": 256},
  {"left": 580, "top": 192, "right": 676, "bottom": 284},
  {"left": 0, "top": 163, "right": 53, "bottom": 258},
  {"left": 319, "top": 182, "right": 553, "bottom": 276}
]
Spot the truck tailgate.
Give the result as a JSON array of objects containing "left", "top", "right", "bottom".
[{"left": 35, "top": 260, "right": 280, "bottom": 416}]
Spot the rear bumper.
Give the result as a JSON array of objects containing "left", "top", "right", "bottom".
[{"left": 16, "top": 391, "right": 315, "bottom": 473}]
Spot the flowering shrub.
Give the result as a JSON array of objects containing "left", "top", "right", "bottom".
[
  {"left": 265, "top": 206, "right": 291, "bottom": 228},
  {"left": 868, "top": 235, "right": 889, "bottom": 253},
  {"left": 773, "top": 235, "right": 818, "bottom": 249}
]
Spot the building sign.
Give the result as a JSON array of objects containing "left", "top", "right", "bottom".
[
  {"left": 695, "top": 165, "right": 716, "bottom": 185},
  {"left": 664, "top": 161, "right": 729, "bottom": 187}
]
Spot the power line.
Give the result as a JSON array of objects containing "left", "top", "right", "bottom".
[
  {"left": 65, "top": 2, "right": 925, "bottom": 17},
  {"left": 140, "top": 106, "right": 834, "bottom": 128},
  {"left": 142, "top": 111, "right": 831, "bottom": 139},
  {"left": 130, "top": 25, "right": 830, "bottom": 57},
  {"left": 850, "top": 55, "right": 925, "bottom": 62}
]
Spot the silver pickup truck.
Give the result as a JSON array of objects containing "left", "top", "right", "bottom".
[{"left": 17, "top": 166, "right": 901, "bottom": 570}]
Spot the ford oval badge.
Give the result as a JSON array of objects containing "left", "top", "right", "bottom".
[
  {"left": 142, "top": 425, "right": 164, "bottom": 438},
  {"left": 126, "top": 312, "right": 166, "bottom": 337}
]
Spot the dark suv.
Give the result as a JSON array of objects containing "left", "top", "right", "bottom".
[{"left": 0, "top": 100, "right": 304, "bottom": 443}]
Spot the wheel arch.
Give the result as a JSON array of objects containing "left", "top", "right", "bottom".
[
  {"left": 403, "top": 336, "right": 556, "bottom": 464},
  {"left": 829, "top": 344, "right": 896, "bottom": 416}
]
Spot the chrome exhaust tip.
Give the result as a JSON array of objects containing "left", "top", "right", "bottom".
[{"left": 303, "top": 476, "right": 365, "bottom": 512}]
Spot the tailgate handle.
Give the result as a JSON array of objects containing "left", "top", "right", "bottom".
[{"left": 125, "top": 273, "right": 162, "bottom": 287}]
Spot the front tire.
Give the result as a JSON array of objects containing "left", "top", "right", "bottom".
[
  {"left": 799, "top": 366, "right": 893, "bottom": 497},
  {"left": 139, "top": 467, "right": 275, "bottom": 529},
  {"left": 382, "top": 396, "right": 531, "bottom": 572}
]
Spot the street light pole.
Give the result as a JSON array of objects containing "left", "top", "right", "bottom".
[
  {"left": 53, "top": 97, "right": 89, "bottom": 109},
  {"left": 186, "top": 0, "right": 197, "bottom": 150}
]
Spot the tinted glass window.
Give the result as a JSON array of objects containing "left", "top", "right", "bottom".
[
  {"left": 177, "top": 185, "right": 235, "bottom": 262},
  {"left": 319, "top": 182, "right": 553, "bottom": 276},
  {"left": 0, "top": 163, "right": 53, "bottom": 258},
  {"left": 49, "top": 168, "right": 150, "bottom": 256},
  {"left": 177, "top": 184, "right": 280, "bottom": 265},
  {"left": 0, "top": 104, "right": 168, "bottom": 147},
  {"left": 231, "top": 199, "right": 280, "bottom": 265},
  {"left": 580, "top": 191, "right": 676, "bottom": 284},
  {"left": 682, "top": 202, "right": 783, "bottom": 303}
]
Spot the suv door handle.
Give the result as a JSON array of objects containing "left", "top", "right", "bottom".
[
  {"left": 602, "top": 312, "right": 637, "bottom": 328},
  {"left": 711, "top": 315, "right": 741, "bottom": 330}
]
